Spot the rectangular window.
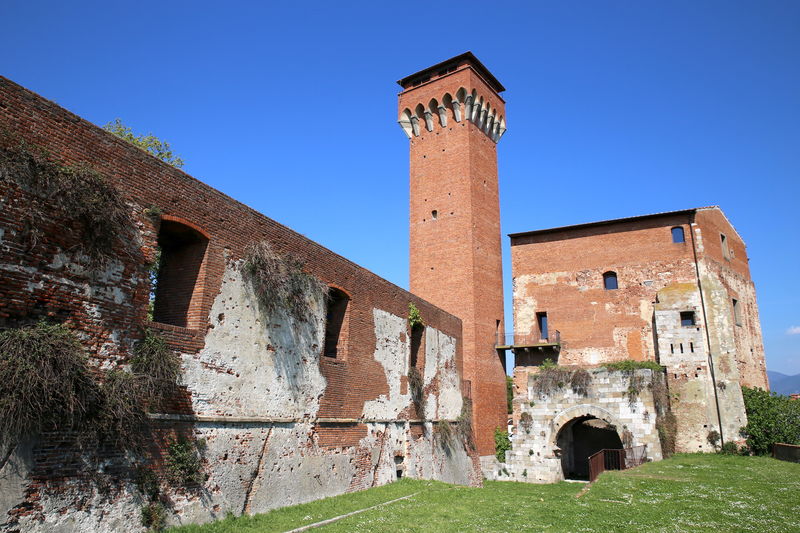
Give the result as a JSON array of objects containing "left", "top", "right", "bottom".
[
  {"left": 721, "top": 233, "right": 730, "bottom": 260},
  {"left": 680, "top": 311, "right": 696, "bottom": 327},
  {"left": 537, "top": 312, "right": 548, "bottom": 341},
  {"left": 732, "top": 298, "right": 742, "bottom": 326}
]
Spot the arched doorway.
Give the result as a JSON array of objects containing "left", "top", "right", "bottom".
[{"left": 556, "top": 416, "right": 623, "bottom": 480}]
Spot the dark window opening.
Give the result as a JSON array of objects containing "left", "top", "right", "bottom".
[
  {"left": 721, "top": 233, "right": 730, "bottom": 260},
  {"left": 152, "top": 220, "right": 209, "bottom": 328},
  {"left": 537, "top": 312, "right": 548, "bottom": 341},
  {"left": 431, "top": 210, "right": 438, "bottom": 220},
  {"left": 603, "top": 271, "right": 618, "bottom": 290},
  {"left": 410, "top": 323, "right": 424, "bottom": 368},
  {"left": 324, "top": 288, "right": 350, "bottom": 358},
  {"left": 690, "top": 342, "right": 694, "bottom": 353},
  {"left": 680, "top": 343, "right": 684, "bottom": 354},
  {"left": 732, "top": 298, "right": 742, "bottom": 326},
  {"left": 680, "top": 311, "right": 696, "bottom": 327},
  {"left": 671, "top": 226, "right": 685, "bottom": 243}
]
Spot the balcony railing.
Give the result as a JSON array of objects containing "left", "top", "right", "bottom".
[{"left": 495, "top": 330, "right": 560, "bottom": 348}]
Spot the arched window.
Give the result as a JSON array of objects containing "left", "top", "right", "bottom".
[
  {"left": 152, "top": 219, "right": 209, "bottom": 328},
  {"left": 603, "top": 271, "right": 618, "bottom": 290},
  {"left": 671, "top": 226, "right": 685, "bottom": 243},
  {"left": 323, "top": 288, "right": 350, "bottom": 358}
]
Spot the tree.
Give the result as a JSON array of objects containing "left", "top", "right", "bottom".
[
  {"left": 740, "top": 386, "right": 800, "bottom": 455},
  {"left": 103, "top": 119, "right": 184, "bottom": 168}
]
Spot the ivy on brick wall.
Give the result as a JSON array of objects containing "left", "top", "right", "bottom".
[{"left": 0, "top": 132, "right": 133, "bottom": 267}]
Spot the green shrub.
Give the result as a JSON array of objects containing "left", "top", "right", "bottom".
[
  {"left": 408, "top": 302, "right": 424, "bottom": 330},
  {"left": 506, "top": 376, "right": 514, "bottom": 414},
  {"left": 740, "top": 386, "right": 800, "bottom": 455},
  {"left": 131, "top": 329, "right": 181, "bottom": 404},
  {"left": 141, "top": 501, "right": 167, "bottom": 530},
  {"left": 707, "top": 430, "right": 721, "bottom": 450},
  {"left": 165, "top": 437, "right": 205, "bottom": 486},
  {"left": 494, "top": 428, "right": 511, "bottom": 462},
  {"left": 602, "top": 360, "right": 663, "bottom": 372},
  {"left": 719, "top": 441, "right": 739, "bottom": 455}
]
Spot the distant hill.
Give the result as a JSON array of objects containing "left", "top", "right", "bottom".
[{"left": 767, "top": 371, "right": 800, "bottom": 395}]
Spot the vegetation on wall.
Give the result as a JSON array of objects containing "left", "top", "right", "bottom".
[
  {"left": 506, "top": 376, "right": 514, "bottom": 414},
  {"left": 0, "top": 136, "right": 132, "bottom": 266},
  {"left": 601, "top": 360, "right": 664, "bottom": 372},
  {"left": 165, "top": 436, "right": 206, "bottom": 486},
  {"left": 531, "top": 359, "right": 593, "bottom": 398},
  {"left": 243, "top": 241, "right": 328, "bottom": 322},
  {"left": 740, "top": 386, "right": 800, "bottom": 455},
  {"left": 104, "top": 119, "right": 185, "bottom": 168},
  {"left": 408, "top": 302, "right": 424, "bottom": 330},
  {"left": 494, "top": 427, "right": 511, "bottom": 462},
  {"left": 408, "top": 367, "right": 424, "bottom": 418}
]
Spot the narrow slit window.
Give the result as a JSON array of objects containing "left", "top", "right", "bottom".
[
  {"left": 603, "top": 271, "right": 618, "bottom": 290},
  {"left": 721, "top": 233, "right": 730, "bottom": 260},
  {"left": 680, "top": 311, "right": 696, "bottom": 327},
  {"left": 732, "top": 298, "right": 742, "bottom": 326},
  {"left": 690, "top": 342, "right": 694, "bottom": 353},
  {"left": 536, "top": 312, "right": 548, "bottom": 341},
  {"left": 324, "top": 288, "right": 350, "bottom": 358},
  {"left": 671, "top": 226, "right": 685, "bottom": 243}
]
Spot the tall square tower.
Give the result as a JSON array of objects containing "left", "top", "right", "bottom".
[{"left": 398, "top": 53, "right": 507, "bottom": 455}]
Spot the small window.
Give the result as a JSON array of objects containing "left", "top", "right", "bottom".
[
  {"left": 671, "top": 227, "right": 685, "bottom": 243},
  {"left": 431, "top": 210, "right": 438, "bottom": 220},
  {"left": 680, "top": 311, "right": 696, "bottom": 327},
  {"left": 732, "top": 298, "right": 742, "bottom": 326},
  {"left": 324, "top": 288, "right": 350, "bottom": 358},
  {"left": 721, "top": 234, "right": 730, "bottom": 260},
  {"left": 603, "top": 271, "right": 618, "bottom": 290},
  {"left": 536, "top": 312, "right": 548, "bottom": 340}
]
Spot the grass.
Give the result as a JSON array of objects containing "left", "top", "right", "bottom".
[{"left": 170, "top": 454, "right": 800, "bottom": 533}]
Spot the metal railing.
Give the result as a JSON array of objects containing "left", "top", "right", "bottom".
[
  {"left": 495, "top": 330, "right": 560, "bottom": 348},
  {"left": 588, "top": 445, "right": 647, "bottom": 482}
]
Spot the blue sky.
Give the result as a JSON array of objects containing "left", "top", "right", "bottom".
[{"left": 2, "top": 1, "right": 798, "bottom": 374}]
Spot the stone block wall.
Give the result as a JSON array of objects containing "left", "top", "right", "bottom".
[
  {"left": 0, "top": 76, "right": 479, "bottom": 532},
  {"left": 498, "top": 367, "right": 664, "bottom": 483}
]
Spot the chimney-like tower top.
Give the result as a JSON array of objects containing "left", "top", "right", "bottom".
[{"left": 397, "top": 51, "right": 505, "bottom": 94}]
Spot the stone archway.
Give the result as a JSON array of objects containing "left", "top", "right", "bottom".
[{"left": 551, "top": 405, "right": 625, "bottom": 480}]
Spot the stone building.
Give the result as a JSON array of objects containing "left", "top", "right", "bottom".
[{"left": 500, "top": 207, "right": 767, "bottom": 482}]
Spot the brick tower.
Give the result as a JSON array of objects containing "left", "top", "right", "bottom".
[{"left": 398, "top": 52, "right": 508, "bottom": 456}]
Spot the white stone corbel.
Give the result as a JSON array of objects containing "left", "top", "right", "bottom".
[
  {"left": 479, "top": 109, "right": 488, "bottom": 130},
  {"left": 423, "top": 110, "right": 434, "bottom": 132},
  {"left": 410, "top": 116, "right": 420, "bottom": 137},
  {"left": 437, "top": 105, "right": 448, "bottom": 127},
  {"left": 398, "top": 119, "right": 412, "bottom": 139},
  {"left": 452, "top": 100, "right": 462, "bottom": 122},
  {"left": 464, "top": 95, "right": 473, "bottom": 121}
]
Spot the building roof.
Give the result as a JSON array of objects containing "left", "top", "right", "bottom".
[
  {"left": 397, "top": 51, "right": 506, "bottom": 93},
  {"left": 508, "top": 207, "right": 720, "bottom": 240}
]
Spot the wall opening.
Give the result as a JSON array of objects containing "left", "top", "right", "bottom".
[
  {"left": 324, "top": 288, "right": 350, "bottom": 358},
  {"left": 152, "top": 219, "right": 209, "bottom": 329},
  {"left": 680, "top": 311, "right": 696, "bottom": 326},
  {"left": 537, "top": 312, "right": 548, "bottom": 340},
  {"left": 671, "top": 226, "right": 685, "bottom": 243},
  {"left": 720, "top": 233, "right": 730, "bottom": 259},
  {"left": 556, "top": 416, "right": 623, "bottom": 480},
  {"left": 732, "top": 298, "right": 742, "bottom": 326},
  {"left": 603, "top": 271, "right": 618, "bottom": 290},
  {"left": 410, "top": 323, "right": 424, "bottom": 368}
]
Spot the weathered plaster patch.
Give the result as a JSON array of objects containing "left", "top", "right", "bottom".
[{"left": 362, "top": 309, "right": 411, "bottom": 420}]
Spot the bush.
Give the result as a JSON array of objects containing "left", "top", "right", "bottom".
[
  {"left": 719, "top": 441, "right": 739, "bottom": 455},
  {"left": 740, "top": 386, "right": 800, "bottom": 455},
  {"left": 602, "top": 360, "right": 664, "bottom": 372},
  {"left": 0, "top": 137, "right": 132, "bottom": 266},
  {"left": 141, "top": 501, "right": 167, "bottom": 530},
  {"left": 243, "top": 241, "right": 328, "bottom": 322},
  {"left": 408, "top": 367, "right": 424, "bottom": 418},
  {"left": 165, "top": 437, "right": 205, "bottom": 486},
  {"left": 408, "top": 302, "right": 424, "bottom": 330},
  {"left": 0, "top": 322, "right": 96, "bottom": 464},
  {"left": 506, "top": 376, "right": 514, "bottom": 414},
  {"left": 456, "top": 398, "right": 475, "bottom": 451},
  {"left": 494, "top": 428, "right": 511, "bottom": 462},
  {"left": 707, "top": 430, "right": 721, "bottom": 450},
  {"left": 131, "top": 330, "right": 181, "bottom": 405}
]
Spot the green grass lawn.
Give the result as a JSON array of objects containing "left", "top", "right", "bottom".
[{"left": 171, "top": 454, "right": 800, "bottom": 533}]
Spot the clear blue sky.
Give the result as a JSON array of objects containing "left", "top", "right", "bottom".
[{"left": 2, "top": 1, "right": 798, "bottom": 374}]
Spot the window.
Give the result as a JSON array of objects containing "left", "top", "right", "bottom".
[
  {"left": 732, "top": 298, "right": 742, "bottom": 326},
  {"left": 603, "top": 271, "right": 618, "bottom": 290},
  {"left": 680, "top": 311, "right": 696, "bottom": 326},
  {"left": 323, "top": 288, "right": 350, "bottom": 358},
  {"left": 720, "top": 233, "right": 730, "bottom": 260},
  {"left": 671, "top": 226, "right": 685, "bottom": 243},
  {"left": 152, "top": 219, "right": 209, "bottom": 328},
  {"left": 537, "top": 312, "right": 548, "bottom": 340}
]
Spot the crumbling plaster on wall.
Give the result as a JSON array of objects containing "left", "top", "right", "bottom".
[
  {"left": 363, "top": 309, "right": 412, "bottom": 420},
  {"left": 181, "top": 262, "right": 327, "bottom": 419},
  {"left": 424, "top": 327, "right": 462, "bottom": 420}
]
